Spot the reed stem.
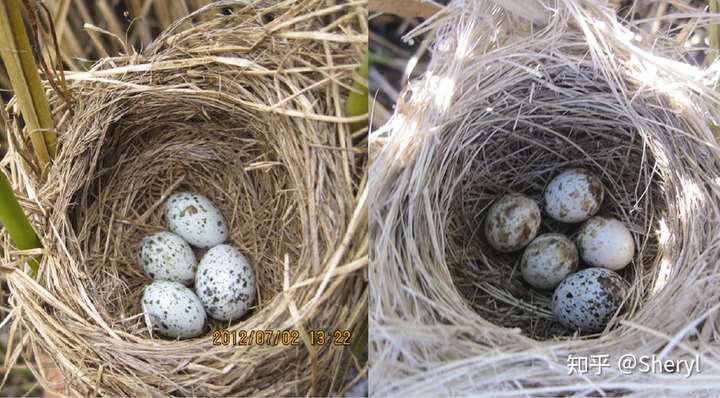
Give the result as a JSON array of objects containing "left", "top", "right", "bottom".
[
  {"left": 0, "top": 171, "right": 41, "bottom": 274},
  {"left": 710, "top": 0, "right": 720, "bottom": 64},
  {"left": 0, "top": 0, "right": 53, "bottom": 274},
  {"left": 710, "top": 1, "right": 720, "bottom": 141},
  {"left": 351, "top": 315, "right": 368, "bottom": 363},
  {"left": 0, "top": 0, "right": 57, "bottom": 168},
  {"left": 345, "top": 54, "right": 369, "bottom": 132}
]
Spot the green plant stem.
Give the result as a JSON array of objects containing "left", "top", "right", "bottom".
[
  {"left": 0, "top": 0, "right": 57, "bottom": 167},
  {"left": 0, "top": 171, "right": 41, "bottom": 274},
  {"left": 345, "top": 54, "right": 369, "bottom": 132},
  {"left": 351, "top": 315, "right": 368, "bottom": 364},
  {"left": 368, "top": 51, "right": 393, "bottom": 66}
]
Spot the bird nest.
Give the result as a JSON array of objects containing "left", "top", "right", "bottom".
[
  {"left": 370, "top": 1, "right": 720, "bottom": 396},
  {"left": 1, "top": 1, "right": 368, "bottom": 396}
]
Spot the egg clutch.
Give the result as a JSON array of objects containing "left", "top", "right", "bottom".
[
  {"left": 138, "top": 191, "right": 256, "bottom": 339},
  {"left": 483, "top": 168, "right": 634, "bottom": 333}
]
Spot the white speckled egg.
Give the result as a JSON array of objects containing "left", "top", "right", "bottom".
[
  {"left": 577, "top": 216, "right": 635, "bottom": 270},
  {"left": 484, "top": 194, "right": 541, "bottom": 252},
  {"left": 165, "top": 191, "right": 229, "bottom": 248},
  {"left": 544, "top": 169, "right": 604, "bottom": 223},
  {"left": 138, "top": 232, "right": 196, "bottom": 285},
  {"left": 142, "top": 281, "right": 206, "bottom": 339},
  {"left": 520, "top": 233, "right": 578, "bottom": 289},
  {"left": 552, "top": 267, "right": 629, "bottom": 332},
  {"left": 196, "top": 244, "right": 256, "bottom": 321}
]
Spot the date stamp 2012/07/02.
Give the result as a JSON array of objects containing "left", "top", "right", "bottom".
[{"left": 212, "top": 329, "right": 353, "bottom": 347}]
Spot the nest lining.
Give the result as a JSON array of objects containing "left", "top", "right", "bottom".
[
  {"left": 2, "top": 1, "right": 368, "bottom": 397},
  {"left": 370, "top": 1, "right": 720, "bottom": 396}
]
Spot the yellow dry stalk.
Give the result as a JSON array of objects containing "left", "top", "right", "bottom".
[
  {"left": 0, "top": 0, "right": 57, "bottom": 168},
  {"left": 710, "top": 0, "right": 719, "bottom": 64}
]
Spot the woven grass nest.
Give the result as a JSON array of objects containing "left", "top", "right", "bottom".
[
  {"left": 370, "top": 1, "right": 720, "bottom": 396},
  {"left": 2, "top": 1, "right": 368, "bottom": 396}
]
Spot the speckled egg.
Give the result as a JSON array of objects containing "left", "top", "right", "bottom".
[
  {"left": 196, "top": 244, "right": 256, "bottom": 321},
  {"left": 544, "top": 168, "right": 604, "bottom": 223},
  {"left": 484, "top": 194, "right": 541, "bottom": 252},
  {"left": 577, "top": 216, "right": 635, "bottom": 270},
  {"left": 520, "top": 233, "right": 578, "bottom": 289},
  {"left": 138, "top": 232, "right": 197, "bottom": 285},
  {"left": 165, "top": 191, "right": 229, "bottom": 248},
  {"left": 142, "top": 281, "right": 206, "bottom": 339},
  {"left": 552, "top": 267, "right": 629, "bottom": 333}
]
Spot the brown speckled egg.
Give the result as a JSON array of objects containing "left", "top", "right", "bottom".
[
  {"left": 165, "top": 191, "right": 228, "bottom": 248},
  {"left": 142, "top": 281, "right": 206, "bottom": 339},
  {"left": 196, "top": 244, "right": 256, "bottom": 321},
  {"left": 484, "top": 194, "right": 541, "bottom": 252},
  {"left": 520, "top": 233, "right": 578, "bottom": 289},
  {"left": 552, "top": 267, "right": 628, "bottom": 333},
  {"left": 544, "top": 168, "right": 604, "bottom": 223}
]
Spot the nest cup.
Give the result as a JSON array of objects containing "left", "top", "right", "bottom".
[
  {"left": 2, "top": 1, "right": 367, "bottom": 396},
  {"left": 371, "top": 1, "right": 720, "bottom": 396},
  {"left": 447, "top": 74, "right": 663, "bottom": 339}
]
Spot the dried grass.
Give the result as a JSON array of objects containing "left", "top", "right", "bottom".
[
  {"left": 1, "top": 0, "right": 368, "bottom": 396},
  {"left": 370, "top": 0, "right": 720, "bottom": 396}
]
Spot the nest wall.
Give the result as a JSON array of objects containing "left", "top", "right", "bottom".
[
  {"left": 2, "top": 1, "right": 368, "bottom": 396},
  {"left": 370, "top": 0, "right": 720, "bottom": 396}
]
